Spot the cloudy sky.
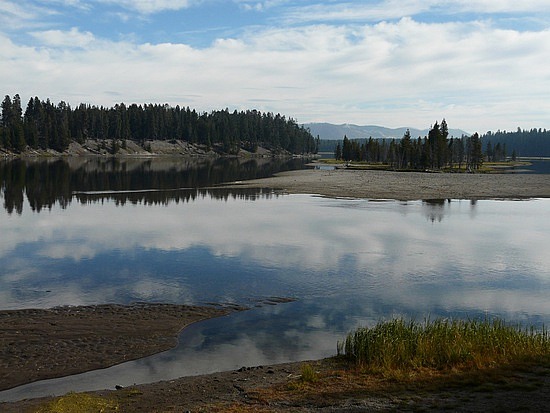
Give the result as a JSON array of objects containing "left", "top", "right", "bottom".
[{"left": 1, "top": 1, "right": 549, "bottom": 132}]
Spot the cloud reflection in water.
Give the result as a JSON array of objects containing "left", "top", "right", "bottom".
[
  {"left": 1, "top": 195, "right": 550, "bottom": 399},
  {"left": 1, "top": 196, "right": 549, "bottom": 316}
]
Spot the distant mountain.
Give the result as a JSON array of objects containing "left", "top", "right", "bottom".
[{"left": 304, "top": 122, "right": 469, "bottom": 140}]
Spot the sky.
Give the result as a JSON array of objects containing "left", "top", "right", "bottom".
[{"left": 1, "top": 1, "right": 549, "bottom": 133}]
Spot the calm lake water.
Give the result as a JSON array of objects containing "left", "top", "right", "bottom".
[{"left": 1, "top": 158, "right": 550, "bottom": 400}]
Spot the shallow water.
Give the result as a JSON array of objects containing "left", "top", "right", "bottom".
[{"left": 1, "top": 159, "right": 549, "bottom": 401}]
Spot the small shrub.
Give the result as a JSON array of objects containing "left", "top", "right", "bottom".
[{"left": 301, "top": 363, "right": 319, "bottom": 383}]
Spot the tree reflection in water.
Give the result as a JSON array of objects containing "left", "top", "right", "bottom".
[{"left": 0, "top": 157, "right": 306, "bottom": 214}]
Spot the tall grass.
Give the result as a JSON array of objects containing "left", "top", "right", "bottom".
[{"left": 338, "top": 318, "right": 550, "bottom": 371}]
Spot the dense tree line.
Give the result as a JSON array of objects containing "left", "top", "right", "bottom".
[
  {"left": 482, "top": 128, "right": 550, "bottom": 158},
  {"left": 327, "top": 126, "right": 550, "bottom": 162},
  {"left": 334, "top": 120, "right": 484, "bottom": 171},
  {"left": 0, "top": 94, "right": 319, "bottom": 155}
]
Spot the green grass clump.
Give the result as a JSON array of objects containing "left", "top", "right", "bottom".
[
  {"left": 35, "top": 392, "right": 119, "bottom": 413},
  {"left": 300, "top": 363, "right": 319, "bottom": 383},
  {"left": 338, "top": 318, "right": 550, "bottom": 372}
]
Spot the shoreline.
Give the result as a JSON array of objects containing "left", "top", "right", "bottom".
[
  {"left": 0, "top": 139, "right": 303, "bottom": 159},
  {"left": 3, "top": 354, "right": 549, "bottom": 412}
]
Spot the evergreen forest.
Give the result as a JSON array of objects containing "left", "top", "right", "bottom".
[
  {"left": 0, "top": 94, "right": 319, "bottom": 155},
  {"left": 482, "top": 128, "right": 550, "bottom": 157},
  {"left": 334, "top": 120, "right": 485, "bottom": 171},
  {"left": 330, "top": 124, "right": 550, "bottom": 169}
]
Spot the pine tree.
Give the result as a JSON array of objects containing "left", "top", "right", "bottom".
[
  {"left": 342, "top": 135, "right": 352, "bottom": 161},
  {"left": 1, "top": 95, "right": 13, "bottom": 149},
  {"left": 400, "top": 129, "right": 412, "bottom": 169},
  {"left": 12, "top": 95, "right": 25, "bottom": 152},
  {"left": 334, "top": 142, "right": 342, "bottom": 160},
  {"left": 1, "top": 95, "right": 25, "bottom": 152}
]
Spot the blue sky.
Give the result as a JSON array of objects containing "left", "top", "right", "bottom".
[{"left": 1, "top": 1, "right": 549, "bottom": 132}]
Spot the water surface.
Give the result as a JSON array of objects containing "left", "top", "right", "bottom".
[{"left": 1, "top": 159, "right": 549, "bottom": 400}]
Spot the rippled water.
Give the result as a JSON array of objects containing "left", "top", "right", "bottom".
[{"left": 1, "top": 159, "right": 549, "bottom": 401}]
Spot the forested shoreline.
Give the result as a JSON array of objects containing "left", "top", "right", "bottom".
[
  {"left": 334, "top": 119, "right": 486, "bottom": 171},
  {"left": 330, "top": 122, "right": 550, "bottom": 170},
  {"left": 482, "top": 128, "right": 550, "bottom": 157},
  {"left": 0, "top": 94, "right": 319, "bottom": 156},
  {"left": 332, "top": 119, "right": 550, "bottom": 171},
  {"left": 3, "top": 94, "right": 548, "bottom": 162}
]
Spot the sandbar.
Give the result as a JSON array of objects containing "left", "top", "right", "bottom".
[{"left": 226, "top": 168, "right": 550, "bottom": 200}]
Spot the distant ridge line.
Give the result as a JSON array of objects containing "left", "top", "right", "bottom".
[{"left": 304, "top": 122, "right": 470, "bottom": 140}]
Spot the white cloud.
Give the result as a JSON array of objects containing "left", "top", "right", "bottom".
[
  {"left": 0, "top": 1, "right": 89, "bottom": 32},
  {"left": 30, "top": 27, "right": 96, "bottom": 48},
  {"left": 282, "top": 0, "right": 550, "bottom": 24},
  {"left": 98, "top": 0, "right": 193, "bottom": 14},
  {"left": 235, "top": 0, "right": 289, "bottom": 12},
  {"left": 0, "top": 1, "right": 35, "bottom": 20},
  {"left": 0, "top": 1, "right": 52, "bottom": 31},
  {"left": 43, "top": 0, "right": 90, "bottom": 10},
  {"left": 1, "top": 3, "right": 549, "bottom": 130},
  {"left": 283, "top": 1, "right": 429, "bottom": 23},
  {"left": 448, "top": 0, "right": 550, "bottom": 14}
]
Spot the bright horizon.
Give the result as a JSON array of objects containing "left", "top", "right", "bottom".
[{"left": 1, "top": 1, "right": 550, "bottom": 133}]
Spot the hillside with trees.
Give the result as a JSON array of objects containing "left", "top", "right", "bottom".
[
  {"left": 305, "top": 122, "right": 468, "bottom": 141},
  {"left": 0, "top": 94, "right": 319, "bottom": 156}
]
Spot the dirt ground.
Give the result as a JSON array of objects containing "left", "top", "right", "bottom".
[{"left": 101, "top": 358, "right": 550, "bottom": 412}]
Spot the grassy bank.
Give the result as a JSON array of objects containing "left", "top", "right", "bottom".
[
  {"left": 216, "top": 318, "right": 550, "bottom": 412},
  {"left": 338, "top": 318, "right": 550, "bottom": 373}
]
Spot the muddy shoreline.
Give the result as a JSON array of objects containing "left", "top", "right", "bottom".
[
  {"left": 3, "top": 357, "right": 549, "bottom": 412},
  {"left": 0, "top": 304, "right": 238, "bottom": 393}
]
